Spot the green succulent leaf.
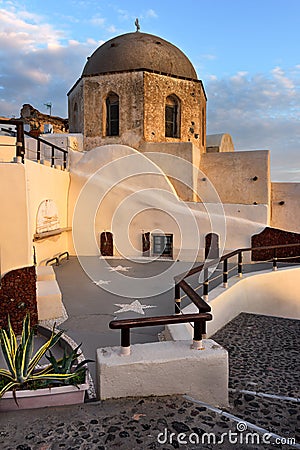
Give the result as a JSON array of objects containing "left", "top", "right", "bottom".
[
  {"left": 27, "top": 329, "right": 64, "bottom": 374},
  {"left": 7, "top": 316, "right": 17, "bottom": 359},
  {"left": 0, "top": 381, "right": 19, "bottom": 397},
  {"left": 22, "top": 330, "right": 34, "bottom": 378},
  {"left": 0, "top": 369, "right": 14, "bottom": 381},
  {"left": 0, "top": 329, "right": 16, "bottom": 376},
  {"left": 21, "top": 314, "right": 31, "bottom": 349}
]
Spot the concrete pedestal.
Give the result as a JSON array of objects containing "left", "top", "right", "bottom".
[{"left": 97, "top": 339, "right": 228, "bottom": 407}]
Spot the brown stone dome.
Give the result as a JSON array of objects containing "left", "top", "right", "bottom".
[{"left": 82, "top": 32, "right": 197, "bottom": 80}]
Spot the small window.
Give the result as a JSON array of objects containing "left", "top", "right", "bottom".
[
  {"left": 165, "top": 95, "right": 180, "bottom": 138},
  {"left": 152, "top": 234, "right": 173, "bottom": 258},
  {"left": 106, "top": 92, "right": 119, "bottom": 136}
]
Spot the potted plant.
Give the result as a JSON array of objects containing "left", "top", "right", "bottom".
[{"left": 0, "top": 314, "right": 92, "bottom": 411}]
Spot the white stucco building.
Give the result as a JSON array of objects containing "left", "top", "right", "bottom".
[{"left": 0, "top": 30, "right": 299, "bottom": 276}]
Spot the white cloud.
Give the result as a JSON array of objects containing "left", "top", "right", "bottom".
[
  {"left": 117, "top": 9, "right": 130, "bottom": 22},
  {"left": 107, "top": 25, "right": 117, "bottom": 33},
  {"left": 271, "top": 66, "right": 295, "bottom": 91},
  {"left": 90, "top": 15, "right": 105, "bottom": 27},
  {"left": 200, "top": 54, "right": 216, "bottom": 61},
  {"left": 0, "top": 5, "right": 97, "bottom": 117},
  {"left": 145, "top": 9, "right": 158, "bottom": 19},
  {"left": 206, "top": 67, "right": 300, "bottom": 181}
]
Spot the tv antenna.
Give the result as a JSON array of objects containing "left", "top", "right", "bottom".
[{"left": 44, "top": 102, "right": 52, "bottom": 116}]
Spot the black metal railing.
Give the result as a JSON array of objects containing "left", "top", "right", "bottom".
[
  {"left": 109, "top": 313, "right": 212, "bottom": 355},
  {"left": 109, "top": 242, "right": 300, "bottom": 355},
  {"left": 24, "top": 130, "right": 68, "bottom": 169},
  {"left": 0, "top": 119, "right": 68, "bottom": 169},
  {"left": 45, "top": 257, "right": 59, "bottom": 266},
  {"left": 45, "top": 251, "right": 70, "bottom": 266},
  {"left": 58, "top": 251, "right": 69, "bottom": 263}
]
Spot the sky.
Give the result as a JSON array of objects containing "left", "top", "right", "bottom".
[{"left": 0, "top": 0, "right": 299, "bottom": 181}]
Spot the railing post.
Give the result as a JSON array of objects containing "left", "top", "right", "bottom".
[
  {"left": 223, "top": 258, "right": 228, "bottom": 288},
  {"left": 16, "top": 121, "right": 25, "bottom": 163},
  {"left": 203, "top": 267, "right": 209, "bottom": 301},
  {"left": 37, "top": 139, "right": 41, "bottom": 163},
  {"left": 238, "top": 252, "right": 243, "bottom": 278},
  {"left": 273, "top": 249, "right": 278, "bottom": 271},
  {"left": 175, "top": 283, "right": 181, "bottom": 314},
  {"left": 201, "top": 319, "right": 207, "bottom": 339},
  {"left": 192, "top": 319, "right": 204, "bottom": 350},
  {"left": 51, "top": 146, "right": 55, "bottom": 167},
  {"left": 120, "top": 328, "right": 131, "bottom": 356},
  {"left": 63, "top": 151, "right": 67, "bottom": 170}
]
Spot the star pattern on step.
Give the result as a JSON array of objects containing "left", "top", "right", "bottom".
[
  {"left": 114, "top": 300, "right": 157, "bottom": 315},
  {"left": 93, "top": 280, "right": 111, "bottom": 286},
  {"left": 108, "top": 265, "right": 132, "bottom": 272}
]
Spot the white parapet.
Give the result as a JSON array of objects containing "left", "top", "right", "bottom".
[
  {"left": 36, "top": 280, "right": 63, "bottom": 320},
  {"left": 97, "top": 339, "right": 228, "bottom": 407},
  {"left": 36, "top": 265, "right": 56, "bottom": 281}
]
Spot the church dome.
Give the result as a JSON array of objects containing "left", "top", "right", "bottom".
[{"left": 82, "top": 32, "right": 198, "bottom": 80}]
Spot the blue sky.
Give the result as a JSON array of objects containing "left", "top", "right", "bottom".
[{"left": 0, "top": 0, "right": 299, "bottom": 181}]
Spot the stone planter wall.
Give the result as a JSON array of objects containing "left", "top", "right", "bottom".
[
  {"left": 0, "top": 266, "right": 37, "bottom": 334},
  {"left": 252, "top": 227, "right": 300, "bottom": 262}
]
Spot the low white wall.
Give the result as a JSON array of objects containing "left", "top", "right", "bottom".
[
  {"left": 25, "top": 159, "right": 70, "bottom": 265},
  {"left": 0, "top": 162, "right": 31, "bottom": 274},
  {"left": 97, "top": 339, "right": 228, "bottom": 407},
  {"left": 167, "top": 267, "right": 300, "bottom": 341},
  {"left": 199, "top": 150, "right": 271, "bottom": 206},
  {"left": 0, "top": 136, "right": 16, "bottom": 162}
]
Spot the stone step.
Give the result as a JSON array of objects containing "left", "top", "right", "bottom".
[
  {"left": 36, "top": 265, "right": 56, "bottom": 281},
  {"left": 36, "top": 280, "right": 63, "bottom": 321}
]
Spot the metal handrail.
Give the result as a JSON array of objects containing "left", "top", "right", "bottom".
[
  {"left": 58, "top": 251, "right": 69, "bottom": 262},
  {"left": 24, "top": 130, "right": 68, "bottom": 169},
  {"left": 110, "top": 313, "right": 212, "bottom": 355},
  {"left": 175, "top": 242, "right": 300, "bottom": 283},
  {"left": 0, "top": 118, "right": 68, "bottom": 169},
  {"left": 109, "top": 242, "right": 300, "bottom": 355},
  {"left": 173, "top": 242, "right": 300, "bottom": 316},
  {"left": 45, "top": 257, "right": 59, "bottom": 266}
]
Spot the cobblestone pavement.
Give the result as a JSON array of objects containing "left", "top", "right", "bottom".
[{"left": 0, "top": 313, "right": 299, "bottom": 450}]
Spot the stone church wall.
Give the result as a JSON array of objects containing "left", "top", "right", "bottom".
[
  {"left": 68, "top": 70, "right": 206, "bottom": 154},
  {"left": 79, "top": 72, "right": 144, "bottom": 151},
  {"left": 143, "top": 72, "right": 206, "bottom": 153},
  {"left": 68, "top": 79, "right": 84, "bottom": 134}
]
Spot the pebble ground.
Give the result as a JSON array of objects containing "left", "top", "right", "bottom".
[{"left": 0, "top": 313, "right": 299, "bottom": 450}]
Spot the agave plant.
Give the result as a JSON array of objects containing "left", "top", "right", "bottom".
[
  {"left": 45, "top": 344, "right": 90, "bottom": 386},
  {"left": 0, "top": 314, "right": 90, "bottom": 399}
]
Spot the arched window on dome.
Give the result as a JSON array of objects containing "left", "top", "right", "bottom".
[
  {"left": 165, "top": 95, "right": 180, "bottom": 138},
  {"left": 106, "top": 92, "right": 119, "bottom": 136}
]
